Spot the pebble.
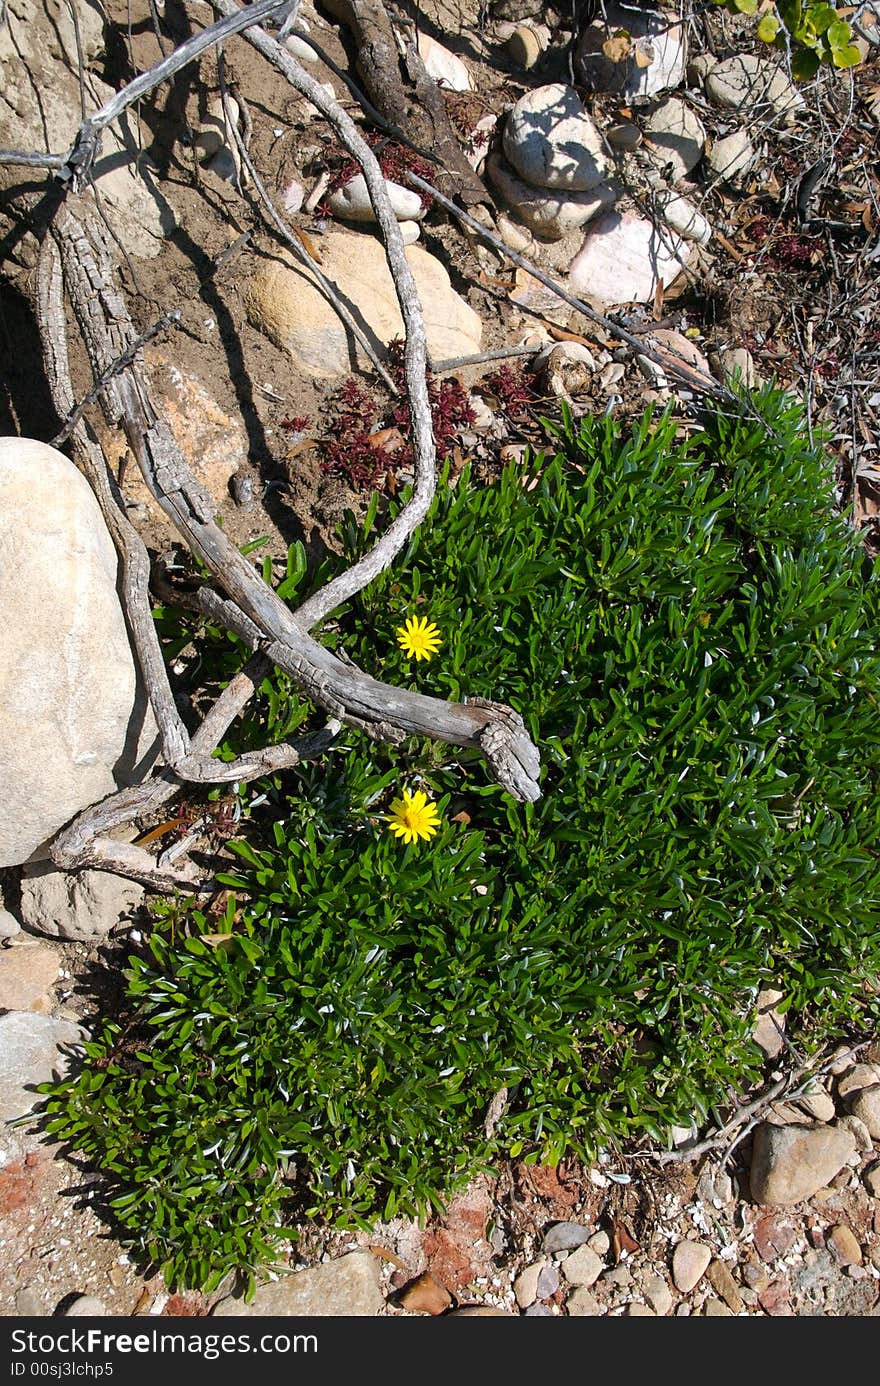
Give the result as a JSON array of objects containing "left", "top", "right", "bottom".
[
  {"left": 561, "top": 1244, "right": 604, "bottom": 1288},
  {"left": 703, "top": 1297, "right": 733, "bottom": 1316},
  {"left": 607, "top": 121, "right": 641, "bottom": 151},
  {"left": 486, "top": 152, "right": 617, "bottom": 241},
  {"left": 417, "top": 32, "right": 471, "bottom": 92},
  {"left": 15, "top": 1288, "right": 47, "bottom": 1316},
  {"left": 524, "top": 1302, "right": 554, "bottom": 1316},
  {"left": 587, "top": 1230, "right": 611, "bottom": 1255},
  {"left": 705, "top": 53, "right": 804, "bottom": 124},
  {"left": 566, "top": 1287, "right": 601, "bottom": 1316},
  {"left": 505, "top": 24, "right": 544, "bottom": 70},
  {"left": 753, "top": 987, "right": 786, "bottom": 1058},
  {"left": 849, "top": 1086, "right": 880, "bottom": 1139},
  {"left": 283, "top": 33, "right": 318, "bottom": 62},
  {"left": 706, "top": 1258, "right": 744, "bottom": 1313},
  {"left": 654, "top": 190, "right": 712, "bottom": 245},
  {"left": 0, "top": 908, "right": 21, "bottom": 938},
  {"left": 599, "top": 361, "right": 626, "bottom": 391},
  {"left": 0, "top": 1011, "right": 84, "bottom": 1122},
  {"left": 863, "top": 1163, "right": 880, "bottom": 1197},
  {"left": 0, "top": 942, "right": 59, "bottom": 1013},
  {"left": 836, "top": 1112, "right": 873, "bottom": 1150},
  {"left": 672, "top": 1240, "right": 711, "bottom": 1293},
  {"left": 643, "top": 97, "right": 706, "bottom": 183},
  {"left": 838, "top": 1064, "right": 880, "bottom": 1099},
  {"left": 827, "top": 1226, "right": 862, "bottom": 1267},
  {"left": 502, "top": 84, "right": 608, "bottom": 192},
  {"left": 536, "top": 1262, "right": 560, "bottom": 1297},
  {"left": 398, "top": 221, "right": 421, "bottom": 246},
  {"left": 325, "top": 173, "right": 424, "bottom": 224},
  {"left": 640, "top": 1272, "right": 673, "bottom": 1316},
  {"left": 496, "top": 213, "right": 532, "bottom": 253},
  {"left": 398, "top": 1272, "right": 453, "bottom": 1315},
  {"left": 64, "top": 1295, "right": 108, "bottom": 1316},
  {"left": 513, "top": 1260, "right": 544, "bottom": 1309},
  {"left": 541, "top": 1221, "right": 592, "bottom": 1254},
  {"left": 706, "top": 131, "right": 756, "bottom": 184},
  {"left": 712, "top": 345, "right": 756, "bottom": 388},
  {"left": 627, "top": 1301, "right": 655, "bottom": 1316}
]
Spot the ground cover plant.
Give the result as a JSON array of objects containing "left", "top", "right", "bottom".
[{"left": 37, "top": 387, "right": 880, "bottom": 1295}]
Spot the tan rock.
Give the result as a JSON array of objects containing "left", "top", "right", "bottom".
[
  {"left": 749, "top": 1122, "right": 856, "bottom": 1205},
  {"left": 0, "top": 943, "right": 59, "bottom": 1013},
  {"left": 672, "top": 1240, "right": 711, "bottom": 1293},
  {"left": 838, "top": 1063, "right": 880, "bottom": 1099},
  {"left": 706, "top": 1259, "right": 744, "bottom": 1313},
  {"left": 753, "top": 987, "right": 786, "bottom": 1057},
  {"left": 397, "top": 1272, "right": 453, "bottom": 1315},
  {"left": 849, "top": 1085, "right": 880, "bottom": 1140},
  {"left": 244, "top": 232, "right": 482, "bottom": 376},
  {"left": 566, "top": 1287, "right": 602, "bottom": 1316},
  {"left": 213, "top": 1251, "right": 383, "bottom": 1316},
  {"left": 827, "top": 1225, "right": 862, "bottom": 1266}
]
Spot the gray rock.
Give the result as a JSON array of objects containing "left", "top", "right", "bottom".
[
  {"left": 536, "top": 1262, "right": 560, "bottom": 1297},
  {"left": 0, "top": 439, "right": 159, "bottom": 867},
  {"left": 524, "top": 1302, "right": 554, "bottom": 1315},
  {"left": 607, "top": 120, "right": 641, "bottom": 151},
  {"left": 486, "top": 152, "right": 617, "bottom": 241},
  {"left": 503, "top": 83, "right": 608, "bottom": 192},
  {"left": 849, "top": 1085, "right": 880, "bottom": 1140},
  {"left": 212, "top": 1251, "right": 383, "bottom": 1316},
  {"left": 64, "top": 1295, "right": 108, "bottom": 1316},
  {"left": 0, "top": 1011, "right": 84, "bottom": 1122},
  {"left": 20, "top": 864, "right": 144, "bottom": 944},
  {"left": 325, "top": 173, "right": 425, "bottom": 224},
  {"left": 0, "top": 942, "right": 59, "bottom": 1012},
  {"left": 541, "top": 1221, "right": 592, "bottom": 1254},
  {"left": 417, "top": 31, "right": 471, "bottom": 92},
  {"left": 794, "top": 1088, "right": 837, "bottom": 1124},
  {"left": 653, "top": 191, "right": 711, "bottom": 244},
  {"left": 672, "top": 1240, "right": 711, "bottom": 1293},
  {"left": 749, "top": 1122, "right": 857, "bottom": 1205},
  {"left": 0, "top": 909, "right": 21, "bottom": 938},
  {"left": 863, "top": 1163, "right": 880, "bottom": 1197},
  {"left": 705, "top": 53, "right": 805, "bottom": 123},
  {"left": 568, "top": 210, "right": 689, "bottom": 307},
  {"left": 706, "top": 130, "right": 755, "bottom": 183},
  {"left": 643, "top": 97, "right": 706, "bottom": 183},
  {"left": 576, "top": 2, "right": 686, "bottom": 100},
  {"left": 562, "top": 1244, "right": 604, "bottom": 1288}
]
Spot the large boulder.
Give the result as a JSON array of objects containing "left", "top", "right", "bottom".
[
  {"left": 243, "top": 231, "right": 482, "bottom": 376},
  {"left": 0, "top": 438, "right": 159, "bottom": 867}
]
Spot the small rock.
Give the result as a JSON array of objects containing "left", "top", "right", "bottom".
[
  {"left": 417, "top": 32, "right": 471, "bottom": 91},
  {"left": 568, "top": 210, "right": 689, "bottom": 308},
  {"left": 627, "top": 1302, "right": 655, "bottom": 1316},
  {"left": 827, "top": 1225, "right": 862, "bottom": 1267},
  {"left": 767, "top": 1100, "right": 813, "bottom": 1127},
  {"left": 794, "top": 1088, "right": 837, "bottom": 1124},
  {"left": 0, "top": 942, "right": 59, "bottom": 1012},
  {"left": 837, "top": 1113, "right": 873, "bottom": 1151},
  {"left": 283, "top": 32, "right": 319, "bottom": 62},
  {"left": 863, "top": 1163, "right": 880, "bottom": 1197},
  {"left": 325, "top": 173, "right": 425, "bottom": 224},
  {"left": 695, "top": 1166, "right": 733, "bottom": 1206},
  {"left": 496, "top": 213, "right": 532, "bottom": 252},
  {"left": 587, "top": 1230, "right": 611, "bottom": 1255},
  {"left": 20, "top": 864, "right": 144, "bottom": 944},
  {"left": 837, "top": 1063, "right": 880, "bottom": 1099},
  {"left": 0, "top": 909, "right": 21, "bottom": 938},
  {"left": 672, "top": 1240, "right": 711, "bottom": 1294},
  {"left": 654, "top": 190, "right": 712, "bottom": 245},
  {"left": 536, "top": 1262, "right": 560, "bottom": 1297},
  {"left": 706, "top": 131, "right": 755, "bottom": 184},
  {"left": 513, "top": 1260, "right": 544, "bottom": 1309},
  {"left": 213, "top": 1251, "right": 383, "bottom": 1316},
  {"left": 607, "top": 121, "right": 641, "bottom": 151},
  {"left": 541, "top": 1221, "right": 592, "bottom": 1254},
  {"left": 849, "top": 1086, "right": 880, "bottom": 1140},
  {"left": 752, "top": 987, "right": 786, "bottom": 1057},
  {"left": 486, "top": 152, "right": 617, "bottom": 241},
  {"left": 705, "top": 53, "right": 804, "bottom": 124},
  {"left": 561, "top": 1244, "right": 604, "bottom": 1288},
  {"left": 446, "top": 1306, "right": 515, "bottom": 1315},
  {"left": 602, "top": 1265, "right": 632, "bottom": 1288},
  {"left": 524, "top": 1302, "right": 553, "bottom": 1316},
  {"left": 0, "top": 1011, "right": 84, "bottom": 1121},
  {"left": 640, "top": 1272, "right": 673, "bottom": 1316},
  {"left": 398, "top": 221, "right": 421, "bottom": 246},
  {"left": 194, "top": 95, "right": 241, "bottom": 176},
  {"left": 636, "top": 354, "right": 668, "bottom": 388},
  {"left": 703, "top": 1297, "right": 733, "bottom": 1316},
  {"left": 398, "top": 1272, "right": 453, "bottom": 1315},
  {"left": 706, "top": 1259, "right": 744, "bottom": 1313},
  {"left": 645, "top": 328, "right": 711, "bottom": 383},
  {"left": 503, "top": 83, "right": 608, "bottom": 191},
  {"left": 281, "top": 177, "right": 304, "bottom": 215},
  {"left": 688, "top": 53, "right": 718, "bottom": 84},
  {"left": 566, "top": 1287, "right": 601, "bottom": 1316},
  {"left": 15, "top": 1288, "right": 47, "bottom": 1316},
  {"left": 643, "top": 97, "right": 706, "bottom": 183},
  {"left": 506, "top": 24, "right": 544, "bottom": 69},
  {"left": 712, "top": 345, "right": 756, "bottom": 388},
  {"left": 230, "top": 473, "right": 254, "bottom": 508},
  {"left": 64, "top": 1295, "right": 107, "bottom": 1316},
  {"left": 749, "top": 1122, "right": 857, "bottom": 1205},
  {"left": 599, "top": 361, "right": 626, "bottom": 391},
  {"left": 576, "top": 1, "right": 686, "bottom": 100}
]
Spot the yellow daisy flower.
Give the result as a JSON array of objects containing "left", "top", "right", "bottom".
[
  {"left": 396, "top": 615, "right": 442, "bottom": 662},
  {"left": 385, "top": 789, "right": 442, "bottom": 845}
]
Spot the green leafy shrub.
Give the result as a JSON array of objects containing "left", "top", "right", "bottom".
[
  {"left": 714, "top": 0, "right": 862, "bottom": 77},
  {"left": 37, "top": 388, "right": 880, "bottom": 1292}
]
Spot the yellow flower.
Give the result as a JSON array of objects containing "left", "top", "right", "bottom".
[
  {"left": 385, "top": 789, "right": 442, "bottom": 845},
  {"left": 396, "top": 615, "right": 442, "bottom": 662}
]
